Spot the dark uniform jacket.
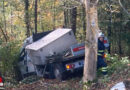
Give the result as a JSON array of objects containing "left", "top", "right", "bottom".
[{"left": 98, "top": 39, "right": 105, "bottom": 57}]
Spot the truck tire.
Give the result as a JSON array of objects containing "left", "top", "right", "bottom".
[{"left": 54, "top": 64, "right": 65, "bottom": 81}]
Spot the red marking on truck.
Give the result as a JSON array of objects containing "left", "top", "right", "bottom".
[
  {"left": 73, "top": 46, "right": 85, "bottom": 52},
  {"left": 0, "top": 77, "right": 2, "bottom": 83}
]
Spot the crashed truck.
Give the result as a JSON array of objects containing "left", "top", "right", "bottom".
[{"left": 19, "top": 28, "right": 109, "bottom": 80}]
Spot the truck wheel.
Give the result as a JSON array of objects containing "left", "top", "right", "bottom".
[{"left": 54, "top": 64, "right": 65, "bottom": 81}]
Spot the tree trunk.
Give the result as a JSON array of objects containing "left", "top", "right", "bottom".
[
  {"left": 108, "top": 0, "right": 112, "bottom": 54},
  {"left": 10, "top": 6, "right": 13, "bottom": 34},
  {"left": 0, "top": 25, "right": 8, "bottom": 42},
  {"left": 83, "top": 0, "right": 99, "bottom": 83},
  {"left": 53, "top": 0, "right": 56, "bottom": 29},
  {"left": 3, "top": 0, "right": 8, "bottom": 42},
  {"left": 64, "top": 8, "right": 71, "bottom": 28},
  {"left": 82, "top": 6, "right": 86, "bottom": 34},
  {"left": 64, "top": 3, "right": 69, "bottom": 28},
  {"left": 24, "top": 0, "right": 30, "bottom": 37},
  {"left": 118, "top": 11, "right": 123, "bottom": 55},
  {"left": 64, "top": 9, "right": 67, "bottom": 28},
  {"left": 71, "top": 7, "right": 77, "bottom": 35},
  {"left": 34, "top": 0, "right": 38, "bottom": 34}
]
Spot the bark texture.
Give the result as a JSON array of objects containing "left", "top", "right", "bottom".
[{"left": 83, "top": 0, "right": 99, "bottom": 82}]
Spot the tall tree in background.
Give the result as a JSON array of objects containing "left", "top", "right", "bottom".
[
  {"left": 2, "top": 0, "right": 8, "bottom": 42},
  {"left": 83, "top": 0, "right": 99, "bottom": 85},
  {"left": 34, "top": 0, "right": 38, "bottom": 34},
  {"left": 0, "top": 25, "right": 8, "bottom": 42},
  {"left": 53, "top": 0, "right": 56, "bottom": 29},
  {"left": 82, "top": 6, "right": 86, "bottom": 32},
  {"left": 24, "top": 0, "right": 30, "bottom": 37},
  {"left": 118, "top": 11, "right": 123, "bottom": 55},
  {"left": 108, "top": 0, "right": 112, "bottom": 54},
  {"left": 64, "top": 8, "right": 68, "bottom": 28},
  {"left": 64, "top": 9, "right": 71, "bottom": 28},
  {"left": 71, "top": 7, "right": 77, "bottom": 35},
  {"left": 63, "top": 2, "right": 69, "bottom": 28}
]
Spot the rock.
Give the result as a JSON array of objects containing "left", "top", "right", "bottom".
[
  {"left": 124, "top": 80, "right": 130, "bottom": 90},
  {"left": 110, "top": 82, "right": 126, "bottom": 90}
]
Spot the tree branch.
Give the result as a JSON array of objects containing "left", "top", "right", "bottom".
[
  {"left": 0, "top": 25, "right": 8, "bottom": 42},
  {"left": 119, "top": 0, "right": 130, "bottom": 16}
]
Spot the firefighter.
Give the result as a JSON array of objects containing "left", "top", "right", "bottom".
[{"left": 97, "top": 32, "right": 107, "bottom": 75}]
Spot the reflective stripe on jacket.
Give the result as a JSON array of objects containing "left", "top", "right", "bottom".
[{"left": 101, "top": 67, "right": 107, "bottom": 72}]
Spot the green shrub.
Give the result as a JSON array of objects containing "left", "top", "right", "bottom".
[
  {"left": 106, "top": 54, "right": 130, "bottom": 75},
  {"left": 0, "top": 41, "right": 21, "bottom": 82},
  {"left": 96, "top": 54, "right": 130, "bottom": 84}
]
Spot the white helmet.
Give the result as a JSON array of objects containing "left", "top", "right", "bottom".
[{"left": 98, "top": 32, "right": 104, "bottom": 38}]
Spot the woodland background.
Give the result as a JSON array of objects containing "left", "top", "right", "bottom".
[{"left": 0, "top": 0, "right": 129, "bottom": 87}]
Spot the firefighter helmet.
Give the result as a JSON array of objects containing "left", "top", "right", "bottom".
[{"left": 98, "top": 32, "right": 104, "bottom": 38}]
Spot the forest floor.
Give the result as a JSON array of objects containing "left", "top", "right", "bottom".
[{"left": 5, "top": 64, "right": 130, "bottom": 90}]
